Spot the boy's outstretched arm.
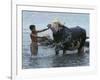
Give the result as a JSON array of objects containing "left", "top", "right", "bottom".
[
  {"left": 31, "top": 34, "right": 45, "bottom": 38},
  {"left": 36, "top": 27, "right": 49, "bottom": 33}
]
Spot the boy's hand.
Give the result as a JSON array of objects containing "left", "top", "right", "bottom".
[{"left": 47, "top": 24, "right": 51, "bottom": 28}]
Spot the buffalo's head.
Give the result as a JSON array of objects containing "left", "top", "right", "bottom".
[{"left": 47, "top": 21, "right": 64, "bottom": 33}]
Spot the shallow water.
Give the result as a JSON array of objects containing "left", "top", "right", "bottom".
[{"left": 22, "top": 44, "right": 89, "bottom": 69}]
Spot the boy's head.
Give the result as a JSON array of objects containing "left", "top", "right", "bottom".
[{"left": 29, "top": 25, "right": 36, "bottom": 31}]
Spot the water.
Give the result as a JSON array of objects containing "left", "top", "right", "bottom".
[{"left": 22, "top": 42, "right": 89, "bottom": 69}]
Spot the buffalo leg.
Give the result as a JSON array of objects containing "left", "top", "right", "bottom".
[
  {"left": 78, "top": 41, "right": 85, "bottom": 54},
  {"left": 56, "top": 50, "right": 59, "bottom": 55},
  {"left": 78, "top": 47, "right": 84, "bottom": 55},
  {"left": 55, "top": 46, "right": 59, "bottom": 55},
  {"left": 63, "top": 49, "right": 66, "bottom": 55}
]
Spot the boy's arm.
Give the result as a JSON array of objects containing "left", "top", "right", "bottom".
[
  {"left": 31, "top": 34, "right": 45, "bottom": 38},
  {"left": 36, "top": 28, "right": 49, "bottom": 33}
]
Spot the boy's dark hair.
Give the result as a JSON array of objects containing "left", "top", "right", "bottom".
[{"left": 29, "top": 25, "right": 35, "bottom": 30}]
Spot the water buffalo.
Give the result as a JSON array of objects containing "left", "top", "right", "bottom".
[{"left": 47, "top": 21, "right": 86, "bottom": 55}]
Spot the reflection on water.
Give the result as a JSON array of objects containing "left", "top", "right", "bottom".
[{"left": 22, "top": 45, "right": 89, "bottom": 69}]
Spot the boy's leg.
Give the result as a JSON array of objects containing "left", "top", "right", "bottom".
[
  {"left": 30, "top": 43, "right": 33, "bottom": 56},
  {"left": 30, "top": 43, "right": 38, "bottom": 56},
  {"left": 35, "top": 44, "right": 38, "bottom": 55}
]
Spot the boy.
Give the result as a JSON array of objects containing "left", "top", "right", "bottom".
[{"left": 29, "top": 25, "right": 49, "bottom": 56}]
